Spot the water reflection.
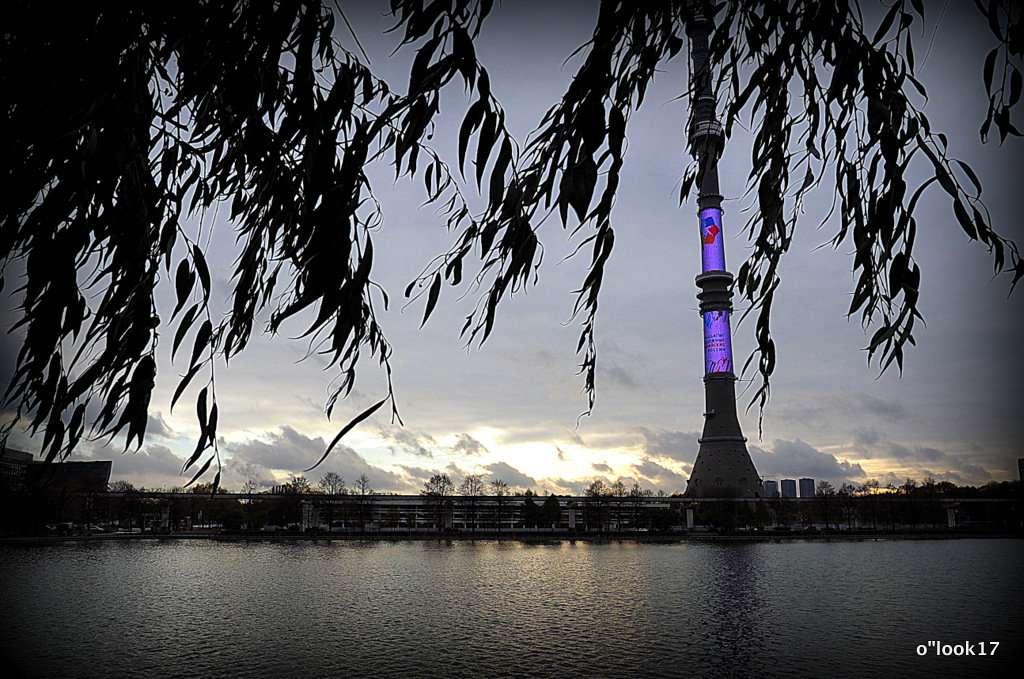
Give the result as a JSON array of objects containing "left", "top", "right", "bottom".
[
  {"left": 696, "top": 544, "right": 768, "bottom": 677},
  {"left": 0, "top": 539, "right": 1019, "bottom": 678}
]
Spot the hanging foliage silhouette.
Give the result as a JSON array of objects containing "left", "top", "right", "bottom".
[{"left": 1, "top": 0, "right": 1021, "bottom": 486}]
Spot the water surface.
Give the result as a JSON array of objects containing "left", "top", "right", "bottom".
[{"left": 1, "top": 538, "right": 1020, "bottom": 678}]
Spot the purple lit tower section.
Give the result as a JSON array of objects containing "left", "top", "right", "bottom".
[
  {"left": 699, "top": 208, "right": 727, "bottom": 272},
  {"left": 684, "top": 6, "right": 761, "bottom": 498},
  {"left": 700, "top": 208, "right": 733, "bottom": 374}
]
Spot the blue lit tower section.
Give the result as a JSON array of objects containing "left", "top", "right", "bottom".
[{"left": 684, "top": 4, "right": 761, "bottom": 498}]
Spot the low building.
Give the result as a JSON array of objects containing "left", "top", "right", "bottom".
[
  {"left": 25, "top": 460, "right": 112, "bottom": 494},
  {"left": 1, "top": 448, "right": 34, "bottom": 491},
  {"left": 297, "top": 493, "right": 677, "bottom": 533},
  {"left": 2, "top": 448, "right": 112, "bottom": 495}
]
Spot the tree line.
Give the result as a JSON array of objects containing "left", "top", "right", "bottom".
[
  {"left": 3, "top": 467, "right": 1019, "bottom": 536},
  {"left": 700, "top": 477, "right": 1023, "bottom": 532}
]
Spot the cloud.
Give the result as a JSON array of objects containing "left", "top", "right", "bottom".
[
  {"left": 220, "top": 456, "right": 278, "bottom": 490},
  {"left": 889, "top": 443, "right": 913, "bottom": 460},
  {"left": 591, "top": 462, "right": 613, "bottom": 473},
  {"left": 916, "top": 447, "right": 946, "bottom": 463},
  {"left": 492, "top": 424, "right": 580, "bottom": 446},
  {"left": 632, "top": 458, "right": 689, "bottom": 489},
  {"left": 564, "top": 429, "right": 586, "bottom": 447},
  {"left": 876, "top": 472, "right": 906, "bottom": 488},
  {"left": 888, "top": 443, "right": 946, "bottom": 464},
  {"left": 916, "top": 469, "right": 969, "bottom": 485},
  {"left": 847, "top": 438, "right": 994, "bottom": 486},
  {"left": 853, "top": 427, "right": 881, "bottom": 448},
  {"left": 635, "top": 427, "right": 701, "bottom": 463},
  {"left": 145, "top": 411, "right": 176, "bottom": 440},
  {"left": 851, "top": 394, "right": 908, "bottom": 421},
  {"left": 451, "top": 433, "right": 488, "bottom": 457},
  {"left": 394, "top": 463, "right": 495, "bottom": 492},
  {"left": 539, "top": 477, "right": 591, "bottom": 496},
  {"left": 918, "top": 457, "right": 992, "bottom": 486},
  {"left": 223, "top": 426, "right": 416, "bottom": 492},
  {"left": 484, "top": 461, "right": 537, "bottom": 490},
  {"left": 947, "top": 457, "right": 990, "bottom": 481},
  {"left": 750, "top": 439, "right": 865, "bottom": 485},
  {"left": 445, "top": 461, "right": 470, "bottom": 479},
  {"left": 775, "top": 394, "right": 911, "bottom": 430},
  {"left": 220, "top": 425, "right": 327, "bottom": 470},
  {"left": 599, "top": 362, "right": 640, "bottom": 390},
  {"left": 398, "top": 465, "right": 440, "bottom": 488},
  {"left": 96, "top": 444, "right": 187, "bottom": 489},
  {"left": 378, "top": 425, "right": 436, "bottom": 457}
]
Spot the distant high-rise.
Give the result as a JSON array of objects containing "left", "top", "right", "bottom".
[
  {"left": 780, "top": 479, "right": 797, "bottom": 498},
  {"left": 763, "top": 480, "right": 779, "bottom": 498},
  {"left": 1018, "top": 459, "right": 1023, "bottom": 482},
  {"left": 799, "top": 478, "right": 816, "bottom": 499}
]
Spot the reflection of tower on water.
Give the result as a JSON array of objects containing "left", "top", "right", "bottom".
[{"left": 696, "top": 544, "right": 768, "bottom": 676}]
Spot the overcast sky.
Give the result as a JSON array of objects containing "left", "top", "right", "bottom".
[{"left": 4, "top": 2, "right": 1023, "bottom": 494}]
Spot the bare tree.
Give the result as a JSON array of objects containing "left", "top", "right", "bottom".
[
  {"left": 239, "top": 479, "right": 261, "bottom": 530},
  {"left": 108, "top": 479, "right": 136, "bottom": 493},
  {"left": 815, "top": 480, "right": 836, "bottom": 530},
  {"left": 318, "top": 472, "right": 346, "bottom": 495},
  {"left": 490, "top": 479, "right": 509, "bottom": 533},
  {"left": 459, "top": 473, "right": 486, "bottom": 533},
  {"left": 354, "top": 474, "right": 373, "bottom": 532},
  {"left": 838, "top": 483, "right": 858, "bottom": 530},
  {"left": 862, "top": 478, "right": 880, "bottom": 530},
  {"left": 318, "top": 472, "right": 346, "bottom": 529},
  {"left": 355, "top": 474, "right": 372, "bottom": 496},
  {"left": 585, "top": 480, "right": 612, "bottom": 532},
  {"left": 612, "top": 479, "right": 627, "bottom": 530},
  {"left": 422, "top": 473, "right": 455, "bottom": 532},
  {"left": 629, "top": 481, "right": 652, "bottom": 530},
  {"left": 284, "top": 475, "right": 313, "bottom": 494}
]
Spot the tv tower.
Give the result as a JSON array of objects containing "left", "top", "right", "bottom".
[{"left": 684, "top": 5, "right": 761, "bottom": 498}]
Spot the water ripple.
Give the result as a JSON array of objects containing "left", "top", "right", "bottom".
[{"left": 1, "top": 539, "right": 1020, "bottom": 678}]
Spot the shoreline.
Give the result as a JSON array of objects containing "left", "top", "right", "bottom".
[{"left": 3, "top": 529, "right": 1021, "bottom": 545}]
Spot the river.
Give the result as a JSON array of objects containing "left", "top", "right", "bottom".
[{"left": 1, "top": 538, "right": 1020, "bottom": 678}]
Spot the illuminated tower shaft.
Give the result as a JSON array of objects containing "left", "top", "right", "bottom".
[{"left": 685, "top": 6, "right": 761, "bottom": 498}]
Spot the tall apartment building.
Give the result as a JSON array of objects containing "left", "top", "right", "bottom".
[
  {"left": 799, "top": 478, "right": 816, "bottom": 498},
  {"left": 780, "top": 479, "right": 797, "bottom": 498}
]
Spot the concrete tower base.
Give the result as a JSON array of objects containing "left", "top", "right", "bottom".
[{"left": 686, "top": 373, "right": 762, "bottom": 498}]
